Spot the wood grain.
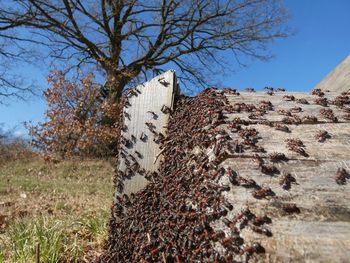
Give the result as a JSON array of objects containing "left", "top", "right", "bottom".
[{"left": 118, "top": 70, "right": 178, "bottom": 195}]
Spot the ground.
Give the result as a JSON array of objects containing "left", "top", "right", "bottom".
[{"left": 0, "top": 156, "right": 114, "bottom": 262}]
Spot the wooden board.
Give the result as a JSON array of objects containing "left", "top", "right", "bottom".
[
  {"left": 210, "top": 91, "right": 350, "bottom": 262},
  {"left": 118, "top": 70, "right": 178, "bottom": 195},
  {"left": 313, "top": 54, "right": 350, "bottom": 93}
]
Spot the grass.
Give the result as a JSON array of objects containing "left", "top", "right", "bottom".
[{"left": 0, "top": 156, "right": 114, "bottom": 262}]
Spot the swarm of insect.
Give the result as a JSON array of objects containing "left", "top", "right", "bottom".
[
  {"left": 315, "top": 130, "right": 331, "bottom": 142},
  {"left": 312, "top": 88, "right": 325, "bottom": 97},
  {"left": 285, "top": 138, "right": 307, "bottom": 156},
  {"left": 335, "top": 168, "right": 349, "bottom": 185},
  {"left": 110, "top": 87, "right": 312, "bottom": 262}
]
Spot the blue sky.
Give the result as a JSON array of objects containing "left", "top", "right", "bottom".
[{"left": 1, "top": 0, "right": 350, "bottom": 136}]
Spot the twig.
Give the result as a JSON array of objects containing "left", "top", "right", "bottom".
[{"left": 36, "top": 242, "right": 40, "bottom": 263}]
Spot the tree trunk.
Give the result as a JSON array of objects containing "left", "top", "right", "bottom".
[{"left": 106, "top": 69, "right": 126, "bottom": 103}]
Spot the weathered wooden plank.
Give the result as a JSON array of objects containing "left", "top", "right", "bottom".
[
  {"left": 209, "top": 91, "right": 350, "bottom": 262},
  {"left": 118, "top": 70, "right": 178, "bottom": 195},
  {"left": 226, "top": 91, "right": 350, "bottom": 123},
  {"left": 314, "top": 54, "right": 350, "bottom": 93}
]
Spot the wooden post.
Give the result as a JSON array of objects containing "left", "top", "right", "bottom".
[{"left": 117, "top": 70, "right": 179, "bottom": 195}]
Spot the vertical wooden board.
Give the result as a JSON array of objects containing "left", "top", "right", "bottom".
[{"left": 118, "top": 70, "right": 178, "bottom": 195}]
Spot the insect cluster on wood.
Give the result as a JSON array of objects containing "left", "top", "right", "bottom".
[{"left": 106, "top": 87, "right": 317, "bottom": 262}]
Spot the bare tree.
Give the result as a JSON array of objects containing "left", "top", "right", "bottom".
[
  {"left": 0, "top": 0, "right": 289, "bottom": 102},
  {"left": 0, "top": 22, "right": 36, "bottom": 103}
]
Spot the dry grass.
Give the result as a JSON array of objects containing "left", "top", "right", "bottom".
[{"left": 0, "top": 156, "right": 114, "bottom": 262}]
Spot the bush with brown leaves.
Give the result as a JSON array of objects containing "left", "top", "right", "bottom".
[{"left": 26, "top": 71, "right": 120, "bottom": 159}]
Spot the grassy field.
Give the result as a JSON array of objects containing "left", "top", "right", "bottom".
[{"left": 0, "top": 156, "right": 114, "bottom": 262}]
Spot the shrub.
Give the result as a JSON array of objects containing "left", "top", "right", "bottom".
[
  {"left": 26, "top": 71, "right": 120, "bottom": 159},
  {"left": 0, "top": 127, "right": 34, "bottom": 165}
]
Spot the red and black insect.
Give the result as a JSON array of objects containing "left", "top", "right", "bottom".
[
  {"left": 335, "top": 168, "right": 349, "bottom": 185},
  {"left": 296, "top": 98, "right": 309, "bottom": 104},
  {"left": 281, "top": 203, "right": 300, "bottom": 214},
  {"left": 276, "top": 88, "right": 286, "bottom": 92},
  {"left": 250, "top": 225, "right": 272, "bottom": 237},
  {"left": 275, "top": 124, "right": 290, "bottom": 133},
  {"left": 279, "top": 173, "right": 296, "bottom": 190},
  {"left": 302, "top": 115, "right": 318, "bottom": 124},
  {"left": 285, "top": 138, "right": 308, "bottom": 157},
  {"left": 315, "top": 130, "right": 331, "bottom": 143},
  {"left": 147, "top": 111, "right": 158, "bottom": 119},
  {"left": 268, "top": 152, "right": 288, "bottom": 162},
  {"left": 252, "top": 187, "right": 275, "bottom": 199},
  {"left": 251, "top": 215, "right": 271, "bottom": 226},
  {"left": 245, "top": 87, "right": 255, "bottom": 92},
  {"left": 161, "top": 105, "right": 172, "bottom": 114},
  {"left": 260, "top": 164, "right": 279, "bottom": 175},
  {"left": 283, "top": 95, "right": 295, "bottom": 101}
]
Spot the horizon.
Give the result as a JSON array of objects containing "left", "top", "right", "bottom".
[{"left": 1, "top": 0, "right": 350, "bottom": 137}]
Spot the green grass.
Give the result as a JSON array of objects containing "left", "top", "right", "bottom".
[
  {"left": 0, "top": 157, "right": 114, "bottom": 262},
  {"left": 1, "top": 212, "right": 109, "bottom": 262}
]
